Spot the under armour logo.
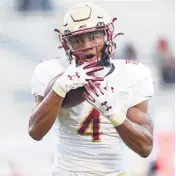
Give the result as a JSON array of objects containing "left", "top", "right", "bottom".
[
  {"left": 68, "top": 72, "right": 80, "bottom": 80},
  {"left": 101, "top": 101, "right": 112, "bottom": 111}
]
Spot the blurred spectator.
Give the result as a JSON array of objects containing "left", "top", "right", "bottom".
[
  {"left": 112, "top": 43, "right": 137, "bottom": 60},
  {"left": 123, "top": 43, "right": 137, "bottom": 60},
  {"left": 147, "top": 161, "right": 159, "bottom": 176},
  {"left": 8, "top": 161, "right": 24, "bottom": 176},
  {"left": 148, "top": 131, "right": 175, "bottom": 176},
  {"left": 155, "top": 38, "right": 175, "bottom": 84},
  {"left": 17, "top": 0, "right": 54, "bottom": 11}
]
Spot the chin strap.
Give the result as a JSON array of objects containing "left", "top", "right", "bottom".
[
  {"left": 97, "top": 41, "right": 111, "bottom": 67},
  {"left": 105, "top": 63, "right": 115, "bottom": 77},
  {"left": 98, "top": 32, "right": 124, "bottom": 67},
  {"left": 96, "top": 41, "right": 116, "bottom": 77}
]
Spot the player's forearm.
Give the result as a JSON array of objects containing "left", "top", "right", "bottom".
[
  {"left": 115, "top": 119, "right": 153, "bottom": 158},
  {"left": 28, "top": 90, "right": 64, "bottom": 141}
]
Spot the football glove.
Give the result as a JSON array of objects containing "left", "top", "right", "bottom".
[
  {"left": 83, "top": 80, "right": 126, "bottom": 126},
  {"left": 52, "top": 58, "right": 104, "bottom": 97}
]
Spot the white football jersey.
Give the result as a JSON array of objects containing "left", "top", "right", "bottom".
[{"left": 30, "top": 58, "right": 154, "bottom": 175}]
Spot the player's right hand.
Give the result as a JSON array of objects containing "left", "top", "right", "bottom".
[
  {"left": 52, "top": 58, "right": 104, "bottom": 97},
  {"left": 83, "top": 81, "right": 126, "bottom": 127}
]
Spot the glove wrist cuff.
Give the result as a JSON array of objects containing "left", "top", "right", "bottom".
[
  {"left": 52, "top": 77, "right": 67, "bottom": 97},
  {"left": 107, "top": 111, "right": 126, "bottom": 127}
]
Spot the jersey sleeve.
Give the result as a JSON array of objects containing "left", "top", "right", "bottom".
[
  {"left": 30, "top": 64, "right": 47, "bottom": 97},
  {"left": 113, "top": 63, "right": 154, "bottom": 113},
  {"left": 125, "top": 66, "right": 154, "bottom": 109},
  {"left": 30, "top": 58, "right": 66, "bottom": 97},
  {"left": 128, "top": 75, "right": 154, "bottom": 106}
]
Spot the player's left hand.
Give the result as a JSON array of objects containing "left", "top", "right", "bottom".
[
  {"left": 83, "top": 81, "right": 126, "bottom": 126},
  {"left": 83, "top": 80, "right": 116, "bottom": 116}
]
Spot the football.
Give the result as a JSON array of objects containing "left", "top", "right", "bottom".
[{"left": 44, "top": 75, "right": 86, "bottom": 108}]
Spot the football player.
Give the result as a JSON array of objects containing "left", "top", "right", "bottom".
[{"left": 29, "top": 3, "right": 154, "bottom": 176}]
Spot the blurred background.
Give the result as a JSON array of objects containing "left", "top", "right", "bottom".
[{"left": 0, "top": 0, "right": 175, "bottom": 175}]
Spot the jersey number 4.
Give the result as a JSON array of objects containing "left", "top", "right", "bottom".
[{"left": 77, "top": 108, "right": 102, "bottom": 142}]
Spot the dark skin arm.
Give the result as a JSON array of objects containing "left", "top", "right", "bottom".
[
  {"left": 28, "top": 90, "right": 64, "bottom": 141},
  {"left": 115, "top": 100, "right": 153, "bottom": 158}
]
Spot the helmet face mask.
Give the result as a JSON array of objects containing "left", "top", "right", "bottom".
[
  {"left": 67, "top": 30, "right": 105, "bottom": 63},
  {"left": 55, "top": 3, "right": 118, "bottom": 66}
]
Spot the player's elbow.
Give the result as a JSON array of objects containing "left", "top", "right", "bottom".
[
  {"left": 139, "top": 145, "right": 153, "bottom": 158},
  {"left": 28, "top": 127, "right": 43, "bottom": 141}
]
